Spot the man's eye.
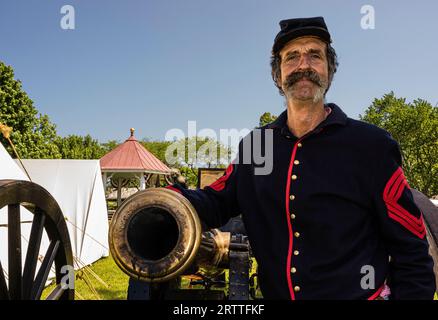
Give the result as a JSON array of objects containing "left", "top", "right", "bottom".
[{"left": 311, "top": 54, "right": 321, "bottom": 59}]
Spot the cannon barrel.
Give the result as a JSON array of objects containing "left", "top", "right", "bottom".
[{"left": 109, "top": 188, "right": 230, "bottom": 282}]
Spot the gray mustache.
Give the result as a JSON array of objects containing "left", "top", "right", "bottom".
[{"left": 284, "top": 69, "right": 323, "bottom": 88}]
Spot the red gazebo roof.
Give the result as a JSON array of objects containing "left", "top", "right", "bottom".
[{"left": 100, "top": 129, "right": 172, "bottom": 174}]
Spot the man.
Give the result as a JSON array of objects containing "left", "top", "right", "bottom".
[{"left": 167, "top": 17, "right": 435, "bottom": 299}]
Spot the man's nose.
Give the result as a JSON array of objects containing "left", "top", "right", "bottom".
[{"left": 297, "top": 54, "right": 311, "bottom": 69}]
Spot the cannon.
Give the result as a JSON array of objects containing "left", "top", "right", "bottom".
[
  {"left": 109, "top": 187, "right": 253, "bottom": 300},
  {"left": 109, "top": 186, "right": 438, "bottom": 300},
  {"left": 1, "top": 178, "right": 436, "bottom": 300}
]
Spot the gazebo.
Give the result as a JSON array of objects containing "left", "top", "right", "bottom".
[{"left": 100, "top": 128, "right": 173, "bottom": 206}]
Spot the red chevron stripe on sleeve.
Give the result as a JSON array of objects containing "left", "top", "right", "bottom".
[{"left": 383, "top": 167, "right": 426, "bottom": 239}]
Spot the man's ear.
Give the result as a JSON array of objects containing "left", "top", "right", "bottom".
[{"left": 276, "top": 74, "right": 283, "bottom": 89}]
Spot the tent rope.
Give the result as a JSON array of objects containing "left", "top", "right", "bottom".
[
  {"left": 74, "top": 289, "right": 84, "bottom": 300},
  {"left": 64, "top": 216, "right": 109, "bottom": 251},
  {"left": 74, "top": 257, "right": 101, "bottom": 300},
  {"left": 73, "top": 256, "right": 109, "bottom": 288},
  {"left": 0, "top": 123, "right": 32, "bottom": 182}
]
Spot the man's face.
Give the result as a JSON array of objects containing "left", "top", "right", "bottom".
[{"left": 279, "top": 36, "right": 329, "bottom": 103}]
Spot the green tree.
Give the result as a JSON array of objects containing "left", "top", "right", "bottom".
[
  {"left": 140, "top": 139, "right": 173, "bottom": 165},
  {"left": 55, "top": 134, "right": 106, "bottom": 159},
  {"left": 101, "top": 139, "right": 120, "bottom": 154},
  {"left": 360, "top": 92, "right": 438, "bottom": 197},
  {"left": 164, "top": 136, "right": 232, "bottom": 187},
  {"left": 259, "top": 112, "right": 278, "bottom": 127},
  {"left": 0, "top": 61, "right": 60, "bottom": 158},
  {"left": 166, "top": 136, "right": 231, "bottom": 168},
  {"left": 178, "top": 166, "right": 199, "bottom": 188}
]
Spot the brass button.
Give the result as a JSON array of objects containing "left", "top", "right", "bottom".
[
  {"left": 294, "top": 232, "right": 300, "bottom": 238},
  {"left": 290, "top": 195, "right": 295, "bottom": 200},
  {"left": 294, "top": 286, "right": 301, "bottom": 292},
  {"left": 290, "top": 213, "right": 296, "bottom": 219},
  {"left": 294, "top": 160, "right": 300, "bottom": 165},
  {"left": 291, "top": 175, "right": 297, "bottom": 180},
  {"left": 293, "top": 250, "right": 299, "bottom": 256},
  {"left": 290, "top": 267, "right": 297, "bottom": 274},
  {"left": 297, "top": 143, "right": 303, "bottom": 148}
]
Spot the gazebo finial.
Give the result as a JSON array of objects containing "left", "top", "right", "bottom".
[{"left": 130, "top": 128, "right": 135, "bottom": 137}]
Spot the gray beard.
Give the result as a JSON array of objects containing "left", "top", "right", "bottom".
[{"left": 285, "top": 84, "right": 326, "bottom": 103}]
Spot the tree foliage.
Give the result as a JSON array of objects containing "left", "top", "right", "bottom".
[
  {"left": 165, "top": 136, "right": 231, "bottom": 169},
  {"left": 140, "top": 139, "right": 172, "bottom": 165},
  {"left": 101, "top": 139, "right": 120, "bottom": 154},
  {"left": 55, "top": 134, "right": 106, "bottom": 159},
  {"left": 259, "top": 112, "right": 278, "bottom": 127},
  {"left": 0, "top": 61, "right": 60, "bottom": 158},
  {"left": 360, "top": 92, "right": 438, "bottom": 197},
  {"left": 162, "top": 136, "right": 232, "bottom": 188}
]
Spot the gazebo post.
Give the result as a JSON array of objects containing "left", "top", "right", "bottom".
[
  {"left": 155, "top": 174, "right": 161, "bottom": 187},
  {"left": 102, "top": 172, "right": 107, "bottom": 191},
  {"left": 117, "top": 177, "right": 122, "bottom": 207},
  {"left": 140, "top": 173, "right": 146, "bottom": 190}
]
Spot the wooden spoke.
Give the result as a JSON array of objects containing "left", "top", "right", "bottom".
[
  {"left": 46, "top": 284, "right": 66, "bottom": 300},
  {"left": 0, "top": 180, "right": 73, "bottom": 300},
  {"left": 8, "top": 204, "right": 22, "bottom": 300},
  {"left": 0, "top": 261, "right": 9, "bottom": 300},
  {"left": 22, "top": 210, "right": 46, "bottom": 299},
  {"left": 31, "top": 240, "right": 60, "bottom": 300}
]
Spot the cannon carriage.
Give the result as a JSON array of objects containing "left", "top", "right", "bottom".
[{"left": 109, "top": 187, "right": 254, "bottom": 300}]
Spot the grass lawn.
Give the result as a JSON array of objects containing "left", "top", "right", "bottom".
[
  {"left": 42, "top": 255, "right": 129, "bottom": 300},
  {"left": 42, "top": 255, "right": 262, "bottom": 300}
]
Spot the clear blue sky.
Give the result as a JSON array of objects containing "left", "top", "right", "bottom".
[{"left": 1, "top": 0, "right": 437, "bottom": 144}]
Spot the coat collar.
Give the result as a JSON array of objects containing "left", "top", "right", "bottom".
[{"left": 266, "top": 103, "right": 348, "bottom": 133}]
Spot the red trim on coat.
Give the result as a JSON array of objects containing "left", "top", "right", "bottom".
[
  {"left": 387, "top": 213, "right": 426, "bottom": 238},
  {"left": 284, "top": 139, "right": 302, "bottom": 300},
  {"left": 386, "top": 203, "right": 424, "bottom": 230},
  {"left": 208, "top": 163, "right": 234, "bottom": 191},
  {"left": 382, "top": 167, "right": 426, "bottom": 238},
  {"left": 367, "top": 283, "right": 385, "bottom": 300},
  {"left": 165, "top": 185, "right": 182, "bottom": 194}
]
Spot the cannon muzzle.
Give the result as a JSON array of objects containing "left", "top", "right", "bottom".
[
  {"left": 109, "top": 188, "right": 229, "bottom": 283},
  {"left": 109, "top": 188, "right": 202, "bottom": 282}
]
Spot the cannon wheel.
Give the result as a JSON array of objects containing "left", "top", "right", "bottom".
[
  {"left": 411, "top": 189, "right": 438, "bottom": 293},
  {"left": 0, "top": 180, "right": 74, "bottom": 300}
]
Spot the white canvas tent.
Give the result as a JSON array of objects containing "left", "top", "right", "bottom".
[
  {"left": 15, "top": 159, "right": 109, "bottom": 267},
  {"left": 0, "top": 141, "right": 108, "bottom": 287},
  {"left": 0, "top": 143, "right": 28, "bottom": 180}
]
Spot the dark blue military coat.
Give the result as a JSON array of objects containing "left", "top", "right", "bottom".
[{"left": 167, "top": 103, "right": 435, "bottom": 300}]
